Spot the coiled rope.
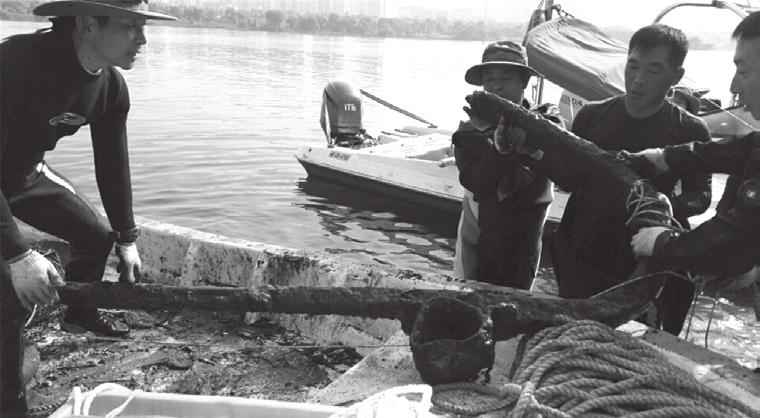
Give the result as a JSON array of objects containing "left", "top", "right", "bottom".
[{"left": 432, "top": 320, "right": 759, "bottom": 417}]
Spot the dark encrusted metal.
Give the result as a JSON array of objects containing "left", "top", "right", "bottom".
[
  {"left": 464, "top": 90, "right": 670, "bottom": 228},
  {"left": 59, "top": 274, "right": 666, "bottom": 384},
  {"left": 410, "top": 297, "right": 494, "bottom": 384}
]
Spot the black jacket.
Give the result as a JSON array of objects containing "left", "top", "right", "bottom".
[{"left": 654, "top": 132, "right": 760, "bottom": 275}]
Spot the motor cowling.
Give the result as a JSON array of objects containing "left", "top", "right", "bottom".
[{"left": 320, "top": 80, "right": 365, "bottom": 147}]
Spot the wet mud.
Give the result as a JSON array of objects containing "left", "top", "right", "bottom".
[{"left": 23, "top": 305, "right": 362, "bottom": 416}]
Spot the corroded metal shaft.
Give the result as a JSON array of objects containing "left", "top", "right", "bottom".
[
  {"left": 59, "top": 278, "right": 660, "bottom": 338},
  {"left": 464, "top": 91, "right": 671, "bottom": 229},
  {"left": 59, "top": 276, "right": 664, "bottom": 384}
]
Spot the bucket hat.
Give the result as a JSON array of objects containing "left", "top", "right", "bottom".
[
  {"left": 34, "top": 0, "right": 177, "bottom": 21},
  {"left": 465, "top": 40, "right": 542, "bottom": 86}
]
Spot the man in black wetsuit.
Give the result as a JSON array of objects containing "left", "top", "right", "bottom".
[
  {"left": 630, "top": 11, "right": 760, "bottom": 289},
  {"left": 0, "top": 1, "right": 176, "bottom": 416}
]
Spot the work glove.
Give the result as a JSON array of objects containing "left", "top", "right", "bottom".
[
  {"left": 493, "top": 116, "right": 544, "bottom": 160},
  {"left": 463, "top": 102, "right": 493, "bottom": 132},
  {"left": 631, "top": 226, "right": 671, "bottom": 258},
  {"left": 115, "top": 242, "right": 142, "bottom": 283},
  {"left": 619, "top": 148, "right": 669, "bottom": 177},
  {"left": 8, "top": 250, "right": 65, "bottom": 310}
]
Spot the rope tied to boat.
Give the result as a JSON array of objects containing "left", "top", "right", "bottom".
[{"left": 431, "top": 319, "right": 758, "bottom": 417}]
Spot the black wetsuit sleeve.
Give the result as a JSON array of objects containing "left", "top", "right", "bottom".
[
  {"left": 91, "top": 76, "right": 136, "bottom": 233},
  {"left": 653, "top": 207, "right": 760, "bottom": 275},
  {"left": 654, "top": 133, "right": 760, "bottom": 275},
  {"left": 670, "top": 120, "right": 712, "bottom": 220},
  {"left": 664, "top": 134, "right": 757, "bottom": 175},
  {"left": 0, "top": 191, "right": 30, "bottom": 261}
]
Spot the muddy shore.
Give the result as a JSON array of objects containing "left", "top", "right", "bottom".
[{"left": 24, "top": 304, "right": 362, "bottom": 416}]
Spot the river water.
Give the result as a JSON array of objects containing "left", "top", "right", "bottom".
[{"left": 1, "top": 21, "right": 757, "bottom": 369}]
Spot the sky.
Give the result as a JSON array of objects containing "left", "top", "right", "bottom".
[{"left": 396, "top": 0, "right": 756, "bottom": 34}]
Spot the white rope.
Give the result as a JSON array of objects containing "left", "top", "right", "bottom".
[{"left": 68, "top": 383, "right": 141, "bottom": 417}]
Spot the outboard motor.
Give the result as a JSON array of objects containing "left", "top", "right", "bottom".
[{"left": 320, "top": 80, "right": 368, "bottom": 147}]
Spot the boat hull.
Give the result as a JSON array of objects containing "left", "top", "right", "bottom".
[
  {"left": 294, "top": 131, "right": 464, "bottom": 213},
  {"left": 21, "top": 217, "right": 760, "bottom": 414},
  {"left": 298, "top": 158, "right": 463, "bottom": 215},
  {"left": 294, "top": 129, "right": 570, "bottom": 224}
]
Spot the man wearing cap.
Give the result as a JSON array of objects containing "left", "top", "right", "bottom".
[
  {"left": 629, "top": 11, "right": 760, "bottom": 290},
  {"left": 0, "top": 1, "right": 176, "bottom": 416},
  {"left": 453, "top": 40, "right": 562, "bottom": 289},
  {"left": 501, "top": 24, "right": 712, "bottom": 334}
]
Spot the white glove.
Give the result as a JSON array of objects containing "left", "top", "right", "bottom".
[
  {"left": 115, "top": 243, "right": 142, "bottom": 283},
  {"left": 631, "top": 226, "right": 670, "bottom": 258},
  {"left": 8, "top": 250, "right": 65, "bottom": 310}
]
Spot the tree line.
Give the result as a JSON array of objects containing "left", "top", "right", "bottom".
[
  {"left": 0, "top": 0, "right": 717, "bottom": 48},
  {"left": 0, "top": 0, "right": 539, "bottom": 41}
]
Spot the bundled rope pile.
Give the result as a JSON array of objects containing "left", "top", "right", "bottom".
[{"left": 432, "top": 320, "right": 759, "bottom": 417}]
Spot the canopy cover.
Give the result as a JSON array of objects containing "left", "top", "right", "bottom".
[
  {"left": 524, "top": 15, "right": 760, "bottom": 137},
  {"left": 525, "top": 18, "right": 627, "bottom": 101}
]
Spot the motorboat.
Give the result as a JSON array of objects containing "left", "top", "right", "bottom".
[
  {"left": 294, "top": 81, "right": 569, "bottom": 224},
  {"left": 294, "top": 121, "right": 463, "bottom": 216}
]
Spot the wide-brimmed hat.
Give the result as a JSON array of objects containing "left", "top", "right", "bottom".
[
  {"left": 465, "top": 40, "right": 542, "bottom": 86},
  {"left": 34, "top": 0, "right": 177, "bottom": 21}
]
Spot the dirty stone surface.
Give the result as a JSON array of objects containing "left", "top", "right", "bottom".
[{"left": 23, "top": 305, "right": 362, "bottom": 417}]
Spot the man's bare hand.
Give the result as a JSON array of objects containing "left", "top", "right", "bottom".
[{"left": 618, "top": 148, "right": 669, "bottom": 177}]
